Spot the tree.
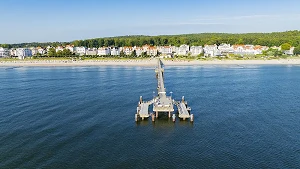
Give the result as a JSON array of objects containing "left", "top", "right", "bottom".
[
  {"left": 48, "top": 48, "right": 56, "bottom": 57},
  {"left": 294, "top": 46, "right": 300, "bottom": 55},
  {"left": 141, "top": 51, "right": 148, "bottom": 58},
  {"left": 281, "top": 43, "right": 291, "bottom": 50},
  {"left": 120, "top": 51, "right": 126, "bottom": 57},
  {"left": 62, "top": 49, "right": 72, "bottom": 56},
  {"left": 130, "top": 50, "right": 137, "bottom": 58}
]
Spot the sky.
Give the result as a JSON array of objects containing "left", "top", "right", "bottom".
[{"left": 1, "top": 0, "right": 300, "bottom": 43}]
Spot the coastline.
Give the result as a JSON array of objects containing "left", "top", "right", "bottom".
[{"left": 1, "top": 58, "right": 300, "bottom": 67}]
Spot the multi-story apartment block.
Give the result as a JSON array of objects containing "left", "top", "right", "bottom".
[
  {"left": 86, "top": 48, "right": 98, "bottom": 55},
  {"left": 97, "top": 47, "right": 111, "bottom": 56},
  {"left": 190, "top": 46, "right": 203, "bottom": 56},
  {"left": 16, "top": 48, "right": 32, "bottom": 59},
  {"left": 0, "top": 47, "right": 9, "bottom": 58},
  {"left": 65, "top": 45, "right": 75, "bottom": 53},
  {"left": 75, "top": 46, "right": 87, "bottom": 55},
  {"left": 110, "top": 47, "right": 120, "bottom": 56}
]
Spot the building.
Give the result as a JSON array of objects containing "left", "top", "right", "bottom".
[
  {"left": 158, "top": 46, "right": 173, "bottom": 55},
  {"left": 283, "top": 47, "right": 294, "bottom": 55},
  {"left": 135, "top": 47, "right": 144, "bottom": 56},
  {"left": 55, "top": 46, "right": 64, "bottom": 52},
  {"left": 0, "top": 47, "right": 9, "bottom": 58},
  {"left": 75, "top": 46, "right": 87, "bottom": 55},
  {"left": 122, "top": 46, "right": 134, "bottom": 55},
  {"left": 176, "top": 44, "right": 190, "bottom": 56},
  {"left": 110, "top": 47, "right": 120, "bottom": 56},
  {"left": 65, "top": 45, "right": 75, "bottom": 53},
  {"left": 97, "top": 47, "right": 111, "bottom": 56},
  {"left": 10, "top": 49, "right": 17, "bottom": 56},
  {"left": 203, "top": 45, "right": 219, "bottom": 57},
  {"left": 218, "top": 44, "right": 234, "bottom": 54},
  {"left": 16, "top": 48, "right": 32, "bottom": 59},
  {"left": 30, "top": 47, "right": 38, "bottom": 56},
  {"left": 232, "top": 45, "right": 268, "bottom": 55},
  {"left": 37, "top": 47, "right": 46, "bottom": 55},
  {"left": 86, "top": 48, "right": 98, "bottom": 55},
  {"left": 148, "top": 46, "right": 157, "bottom": 56},
  {"left": 190, "top": 46, "right": 203, "bottom": 56},
  {"left": 142, "top": 45, "right": 157, "bottom": 56}
]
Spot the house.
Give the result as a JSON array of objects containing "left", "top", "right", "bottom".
[
  {"left": 158, "top": 46, "right": 173, "bottom": 55},
  {"left": 218, "top": 44, "right": 234, "bottom": 54},
  {"left": 190, "top": 46, "right": 203, "bottom": 56},
  {"left": 142, "top": 45, "right": 157, "bottom": 56},
  {"left": 177, "top": 44, "right": 189, "bottom": 56},
  {"left": 65, "top": 45, "right": 75, "bottom": 53},
  {"left": 10, "top": 48, "right": 17, "bottom": 56},
  {"left": 30, "top": 47, "right": 38, "bottom": 56},
  {"left": 203, "top": 45, "right": 219, "bottom": 57},
  {"left": 135, "top": 47, "right": 144, "bottom": 56},
  {"left": 16, "top": 48, "right": 32, "bottom": 59},
  {"left": 97, "top": 47, "right": 111, "bottom": 56},
  {"left": 86, "top": 48, "right": 98, "bottom": 55},
  {"left": 75, "top": 46, "right": 87, "bottom": 55},
  {"left": 121, "top": 46, "right": 134, "bottom": 55},
  {"left": 37, "top": 47, "right": 46, "bottom": 55},
  {"left": 110, "top": 47, "right": 120, "bottom": 56},
  {"left": 0, "top": 47, "right": 9, "bottom": 58},
  {"left": 283, "top": 47, "right": 294, "bottom": 55},
  {"left": 148, "top": 46, "right": 157, "bottom": 56},
  {"left": 56, "top": 46, "right": 64, "bottom": 52}
]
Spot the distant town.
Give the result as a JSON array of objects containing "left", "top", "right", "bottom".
[{"left": 0, "top": 43, "right": 296, "bottom": 60}]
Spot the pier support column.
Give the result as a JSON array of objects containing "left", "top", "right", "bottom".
[
  {"left": 190, "top": 114, "right": 194, "bottom": 123},
  {"left": 151, "top": 113, "right": 155, "bottom": 122},
  {"left": 168, "top": 111, "right": 171, "bottom": 118},
  {"left": 135, "top": 114, "right": 138, "bottom": 122},
  {"left": 156, "top": 111, "right": 158, "bottom": 118}
]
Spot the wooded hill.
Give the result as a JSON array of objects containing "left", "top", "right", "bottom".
[{"left": 2, "top": 30, "right": 300, "bottom": 49}]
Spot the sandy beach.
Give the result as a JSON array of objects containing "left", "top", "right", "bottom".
[{"left": 1, "top": 59, "right": 300, "bottom": 67}]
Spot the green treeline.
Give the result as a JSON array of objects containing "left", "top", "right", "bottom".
[{"left": 2, "top": 30, "right": 300, "bottom": 49}]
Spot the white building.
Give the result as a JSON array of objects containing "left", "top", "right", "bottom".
[
  {"left": 30, "top": 47, "right": 38, "bottom": 56},
  {"left": 135, "top": 47, "right": 144, "bottom": 56},
  {"left": 121, "top": 47, "right": 134, "bottom": 55},
  {"left": 177, "top": 44, "right": 189, "bottom": 55},
  {"left": 142, "top": 45, "right": 157, "bottom": 56},
  {"left": 190, "top": 46, "right": 203, "bottom": 56},
  {"left": 86, "top": 48, "right": 97, "bottom": 55},
  {"left": 110, "top": 47, "right": 120, "bottom": 56},
  {"left": 0, "top": 47, "right": 9, "bottom": 58},
  {"left": 56, "top": 46, "right": 64, "bottom": 52},
  {"left": 283, "top": 47, "right": 294, "bottom": 55},
  {"left": 232, "top": 45, "right": 268, "bottom": 55},
  {"left": 16, "top": 48, "right": 32, "bottom": 59},
  {"left": 97, "top": 47, "right": 111, "bottom": 56},
  {"left": 75, "top": 46, "right": 87, "bottom": 55},
  {"left": 10, "top": 49, "right": 17, "bottom": 56},
  {"left": 203, "top": 45, "right": 219, "bottom": 57},
  {"left": 218, "top": 44, "right": 234, "bottom": 54},
  {"left": 158, "top": 46, "right": 173, "bottom": 55},
  {"left": 65, "top": 45, "right": 75, "bottom": 53},
  {"left": 37, "top": 47, "right": 46, "bottom": 55}
]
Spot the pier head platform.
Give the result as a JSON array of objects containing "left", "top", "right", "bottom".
[{"left": 135, "top": 59, "right": 193, "bottom": 123}]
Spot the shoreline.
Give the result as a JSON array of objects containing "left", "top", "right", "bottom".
[{"left": 1, "top": 59, "right": 300, "bottom": 67}]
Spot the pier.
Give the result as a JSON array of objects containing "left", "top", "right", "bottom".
[{"left": 136, "top": 59, "right": 193, "bottom": 122}]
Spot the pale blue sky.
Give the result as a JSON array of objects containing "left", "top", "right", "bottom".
[{"left": 1, "top": 0, "right": 300, "bottom": 43}]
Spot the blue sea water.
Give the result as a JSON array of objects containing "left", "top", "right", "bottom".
[{"left": 0, "top": 65, "right": 300, "bottom": 168}]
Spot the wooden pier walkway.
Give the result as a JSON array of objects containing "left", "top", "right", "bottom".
[{"left": 135, "top": 59, "right": 194, "bottom": 123}]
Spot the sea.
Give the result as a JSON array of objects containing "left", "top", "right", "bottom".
[{"left": 0, "top": 65, "right": 300, "bottom": 168}]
